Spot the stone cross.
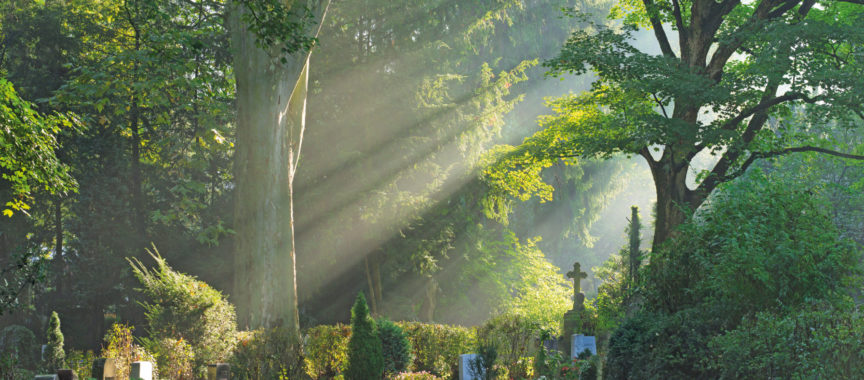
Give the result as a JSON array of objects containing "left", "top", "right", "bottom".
[{"left": 566, "top": 262, "right": 588, "bottom": 295}]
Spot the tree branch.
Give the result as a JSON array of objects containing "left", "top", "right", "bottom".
[
  {"left": 720, "top": 92, "right": 814, "bottom": 131},
  {"left": 642, "top": 0, "right": 677, "bottom": 58},
  {"left": 726, "top": 146, "right": 864, "bottom": 182}
]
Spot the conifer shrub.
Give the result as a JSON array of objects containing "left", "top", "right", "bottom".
[
  {"left": 129, "top": 247, "right": 237, "bottom": 377},
  {"left": 378, "top": 319, "right": 412, "bottom": 376},
  {"left": 44, "top": 311, "right": 65, "bottom": 372},
  {"left": 345, "top": 292, "right": 383, "bottom": 380}
]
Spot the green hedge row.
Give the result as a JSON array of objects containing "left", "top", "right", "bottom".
[{"left": 303, "top": 322, "right": 475, "bottom": 379}]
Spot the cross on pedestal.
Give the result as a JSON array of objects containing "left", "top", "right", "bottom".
[{"left": 567, "top": 262, "right": 588, "bottom": 296}]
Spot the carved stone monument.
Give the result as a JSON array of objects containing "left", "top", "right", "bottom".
[
  {"left": 562, "top": 261, "right": 593, "bottom": 357},
  {"left": 207, "top": 363, "right": 231, "bottom": 380},
  {"left": 90, "top": 358, "right": 116, "bottom": 380}
]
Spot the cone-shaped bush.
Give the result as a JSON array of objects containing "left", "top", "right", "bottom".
[
  {"left": 45, "top": 311, "right": 65, "bottom": 372},
  {"left": 378, "top": 319, "right": 412, "bottom": 375},
  {"left": 345, "top": 292, "right": 383, "bottom": 380}
]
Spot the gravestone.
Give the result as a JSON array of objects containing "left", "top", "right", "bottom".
[
  {"left": 206, "top": 363, "right": 230, "bottom": 380},
  {"left": 56, "top": 369, "right": 77, "bottom": 380},
  {"left": 90, "top": 358, "right": 116, "bottom": 380},
  {"left": 129, "top": 361, "right": 153, "bottom": 380},
  {"left": 571, "top": 334, "right": 597, "bottom": 358},
  {"left": 458, "top": 354, "right": 483, "bottom": 380},
  {"left": 33, "top": 375, "right": 58, "bottom": 380},
  {"left": 562, "top": 261, "right": 591, "bottom": 357}
]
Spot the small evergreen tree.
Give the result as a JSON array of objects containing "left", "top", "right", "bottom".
[
  {"left": 377, "top": 319, "right": 411, "bottom": 375},
  {"left": 45, "top": 311, "right": 65, "bottom": 371},
  {"left": 345, "top": 293, "right": 383, "bottom": 380}
]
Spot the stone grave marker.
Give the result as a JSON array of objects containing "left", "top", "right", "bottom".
[
  {"left": 206, "top": 363, "right": 230, "bottom": 380},
  {"left": 458, "top": 353, "right": 483, "bottom": 380},
  {"left": 90, "top": 358, "right": 116, "bottom": 380},
  {"left": 571, "top": 334, "right": 597, "bottom": 358},
  {"left": 129, "top": 361, "right": 153, "bottom": 380},
  {"left": 56, "top": 369, "right": 77, "bottom": 380},
  {"left": 33, "top": 375, "right": 58, "bottom": 380}
]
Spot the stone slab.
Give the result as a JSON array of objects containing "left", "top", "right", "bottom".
[
  {"left": 571, "top": 334, "right": 597, "bottom": 358},
  {"left": 458, "top": 353, "right": 483, "bottom": 380},
  {"left": 129, "top": 361, "right": 153, "bottom": 380},
  {"left": 206, "top": 363, "right": 230, "bottom": 380}
]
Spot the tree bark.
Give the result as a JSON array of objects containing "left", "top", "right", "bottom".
[{"left": 229, "top": 0, "right": 328, "bottom": 330}]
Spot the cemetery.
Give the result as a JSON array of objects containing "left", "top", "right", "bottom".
[{"left": 2, "top": 0, "right": 864, "bottom": 379}]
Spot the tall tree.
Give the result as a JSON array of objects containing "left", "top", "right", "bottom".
[
  {"left": 491, "top": 0, "right": 864, "bottom": 249},
  {"left": 229, "top": 0, "right": 330, "bottom": 330}
]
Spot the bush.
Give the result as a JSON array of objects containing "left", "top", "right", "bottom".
[
  {"left": 65, "top": 350, "right": 97, "bottom": 379},
  {"left": 644, "top": 173, "right": 859, "bottom": 322},
  {"left": 45, "top": 311, "right": 65, "bottom": 372},
  {"left": 231, "top": 328, "right": 305, "bottom": 380},
  {"left": 378, "top": 320, "right": 412, "bottom": 376},
  {"left": 390, "top": 372, "right": 444, "bottom": 380},
  {"left": 146, "top": 338, "right": 195, "bottom": 380},
  {"left": 130, "top": 248, "right": 237, "bottom": 376},
  {"left": 396, "top": 322, "right": 475, "bottom": 378},
  {"left": 476, "top": 313, "right": 539, "bottom": 379},
  {"left": 345, "top": 293, "right": 383, "bottom": 380},
  {"left": 604, "top": 174, "right": 862, "bottom": 379},
  {"left": 0, "top": 325, "right": 37, "bottom": 370},
  {"left": 101, "top": 323, "right": 156, "bottom": 380},
  {"left": 709, "top": 301, "right": 864, "bottom": 379},
  {"left": 304, "top": 324, "right": 351, "bottom": 379}
]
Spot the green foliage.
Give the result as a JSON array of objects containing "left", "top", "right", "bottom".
[
  {"left": 468, "top": 342, "right": 499, "bottom": 380},
  {"left": 147, "top": 338, "right": 195, "bottom": 380},
  {"left": 0, "top": 325, "right": 37, "bottom": 370},
  {"left": 496, "top": 237, "right": 572, "bottom": 335},
  {"left": 44, "top": 311, "right": 65, "bottom": 372},
  {"left": 100, "top": 324, "right": 156, "bottom": 380},
  {"left": 304, "top": 323, "right": 351, "bottom": 379},
  {"left": 130, "top": 248, "right": 237, "bottom": 376},
  {"left": 476, "top": 313, "right": 539, "bottom": 379},
  {"left": 604, "top": 173, "right": 862, "bottom": 379},
  {"left": 237, "top": 0, "right": 321, "bottom": 62},
  {"left": 378, "top": 319, "right": 412, "bottom": 376},
  {"left": 709, "top": 301, "right": 864, "bottom": 379},
  {"left": 231, "top": 328, "right": 305, "bottom": 380},
  {"left": 65, "top": 350, "right": 96, "bottom": 379},
  {"left": 645, "top": 172, "right": 860, "bottom": 321},
  {"left": 346, "top": 293, "right": 383, "bottom": 380},
  {"left": 0, "top": 78, "right": 76, "bottom": 216},
  {"left": 390, "top": 372, "right": 444, "bottom": 380},
  {"left": 397, "top": 322, "right": 476, "bottom": 378}
]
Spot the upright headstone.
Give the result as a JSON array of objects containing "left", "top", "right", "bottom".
[
  {"left": 571, "top": 334, "right": 597, "bottom": 358},
  {"left": 129, "top": 361, "right": 153, "bottom": 380},
  {"left": 56, "top": 369, "right": 77, "bottom": 380},
  {"left": 206, "top": 363, "right": 231, "bottom": 380},
  {"left": 458, "top": 354, "right": 483, "bottom": 380},
  {"left": 33, "top": 375, "right": 58, "bottom": 380},
  {"left": 91, "top": 358, "right": 116, "bottom": 380},
  {"left": 562, "top": 261, "right": 590, "bottom": 357}
]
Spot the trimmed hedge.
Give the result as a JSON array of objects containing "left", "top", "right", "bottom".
[{"left": 303, "top": 322, "right": 476, "bottom": 379}]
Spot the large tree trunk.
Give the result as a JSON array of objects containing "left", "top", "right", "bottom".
[
  {"left": 649, "top": 148, "right": 708, "bottom": 251},
  {"left": 229, "top": 0, "right": 327, "bottom": 330}
]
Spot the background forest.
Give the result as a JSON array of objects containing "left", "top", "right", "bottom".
[{"left": 1, "top": 0, "right": 863, "bottom": 379}]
